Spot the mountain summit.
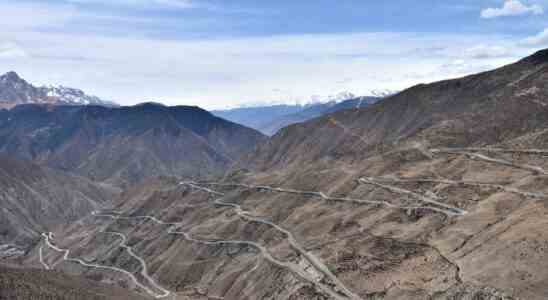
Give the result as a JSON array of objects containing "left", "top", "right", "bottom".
[{"left": 0, "top": 71, "right": 117, "bottom": 109}]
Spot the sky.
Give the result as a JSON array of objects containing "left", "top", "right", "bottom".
[{"left": 1, "top": 0, "right": 548, "bottom": 109}]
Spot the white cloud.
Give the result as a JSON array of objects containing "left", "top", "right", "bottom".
[
  {"left": 521, "top": 28, "right": 548, "bottom": 46},
  {"left": 481, "top": 0, "right": 543, "bottom": 18},
  {"left": 0, "top": 42, "right": 27, "bottom": 59}
]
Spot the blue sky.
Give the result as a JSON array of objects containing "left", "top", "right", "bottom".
[{"left": 1, "top": 0, "right": 548, "bottom": 108}]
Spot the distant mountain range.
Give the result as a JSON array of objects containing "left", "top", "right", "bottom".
[
  {"left": 213, "top": 95, "right": 381, "bottom": 135},
  {"left": 0, "top": 71, "right": 117, "bottom": 109}
]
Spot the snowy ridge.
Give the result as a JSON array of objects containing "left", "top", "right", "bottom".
[{"left": 44, "top": 85, "right": 113, "bottom": 106}]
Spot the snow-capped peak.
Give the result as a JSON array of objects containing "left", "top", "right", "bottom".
[
  {"left": 42, "top": 85, "right": 117, "bottom": 106},
  {"left": 326, "top": 91, "right": 357, "bottom": 103},
  {"left": 309, "top": 91, "right": 357, "bottom": 105}
]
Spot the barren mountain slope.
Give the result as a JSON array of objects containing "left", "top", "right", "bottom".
[
  {"left": 19, "top": 49, "right": 548, "bottom": 300},
  {"left": 0, "top": 155, "right": 115, "bottom": 256},
  {"left": 0, "top": 266, "right": 150, "bottom": 300},
  {"left": 0, "top": 103, "right": 266, "bottom": 187}
]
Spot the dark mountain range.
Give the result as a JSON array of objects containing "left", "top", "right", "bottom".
[
  {"left": 213, "top": 96, "right": 380, "bottom": 135},
  {"left": 0, "top": 103, "right": 266, "bottom": 187},
  {"left": 0, "top": 72, "right": 117, "bottom": 109}
]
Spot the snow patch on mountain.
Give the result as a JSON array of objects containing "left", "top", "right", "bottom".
[{"left": 44, "top": 85, "right": 114, "bottom": 106}]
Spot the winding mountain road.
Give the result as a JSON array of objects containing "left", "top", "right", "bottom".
[
  {"left": 194, "top": 181, "right": 464, "bottom": 216},
  {"left": 368, "top": 177, "right": 548, "bottom": 200},
  {"left": 34, "top": 141, "right": 548, "bottom": 299},
  {"left": 102, "top": 231, "right": 172, "bottom": 298},
  {"left": 431, "top": 148, "right": 548, "bottom": 175},
  {"left": 38, "top": 246, "right": 50, "bottom": 270},
  {"left": 38, "top": 170, "right": 473, "bottom": 299},
  {"left": 97, "top": 212, "right": 352, "bottom": 300},
  {"left": 358, "top": 178, "right": 468, "bottom": 216},
  {"left": 181, "top": 182, "right": 363, "bottom": 300},
  {"left": 170, "top": 229, "right": 349, "bottom": 300},
  {"left": 41, "top": 232, "right": 172, "bottom": 299},
  {"left": 432, "top": 147, "right": 548, "bottom": 156}
]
